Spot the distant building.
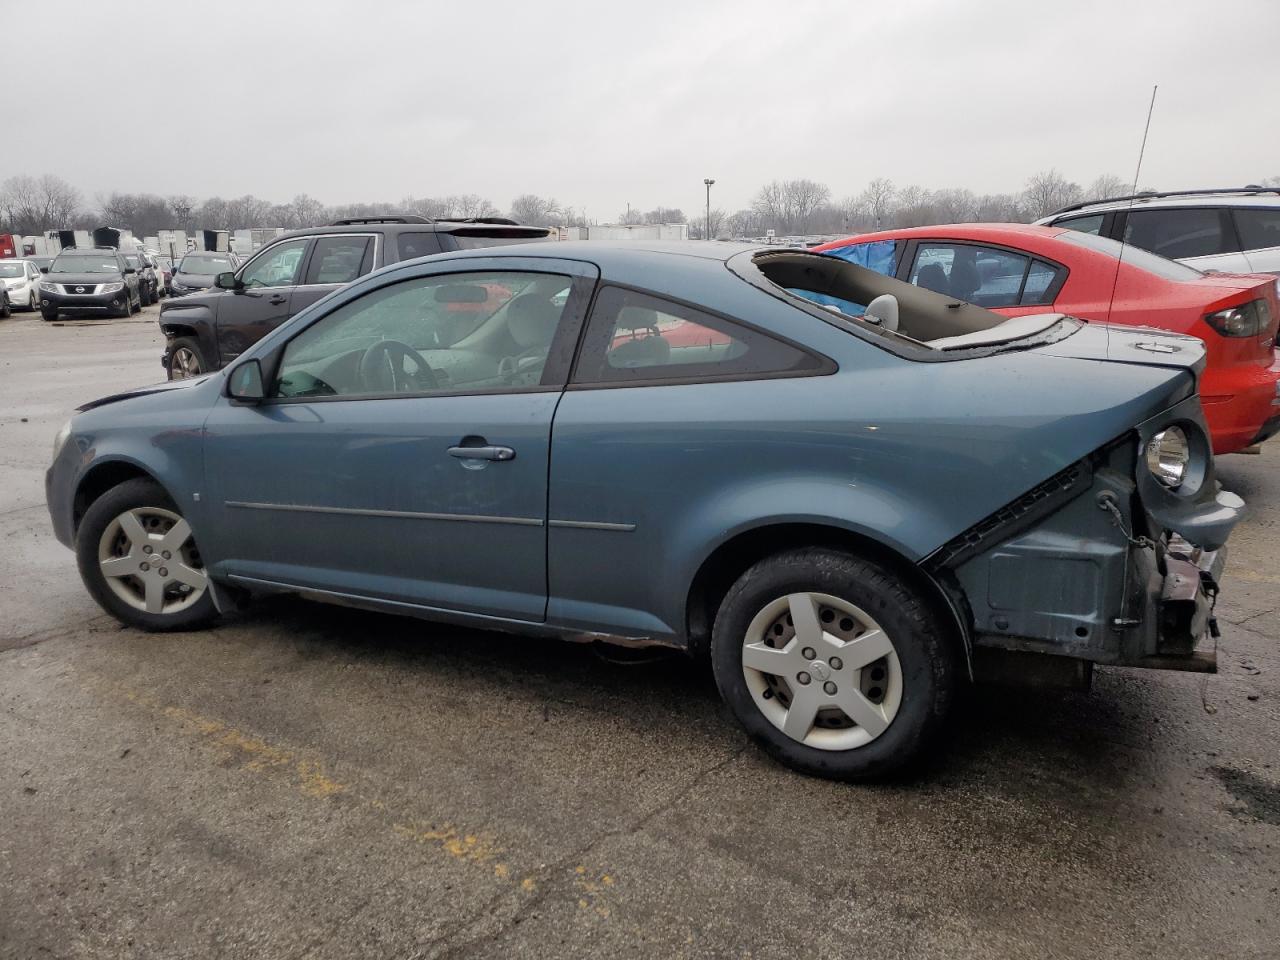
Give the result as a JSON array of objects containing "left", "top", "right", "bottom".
[{"left": 586, "top": 223, "right": 689, "bottom": 242}]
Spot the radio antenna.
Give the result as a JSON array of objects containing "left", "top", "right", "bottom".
[
  {"left": 1105, "top": 84, "right": 1159, "bottom": 330},
  {"left": 1131, "top": 84, "right": 1159, "bottom": 194}
]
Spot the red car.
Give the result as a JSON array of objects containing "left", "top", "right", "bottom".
[{"left": 814, "top": 224, "right": 1280, "bottom": 454}]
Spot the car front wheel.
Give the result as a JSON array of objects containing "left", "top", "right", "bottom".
[
  {"left": 40, "top": 305, "right": 57, "bottom": 321},
  {"left": 75, "top": 478, "right": 217, "bottom": 631},
  {"left": 166, "top": 337, "right": 207, "bottom": 380},
  {"left": 711, "top": 548, "right": 957, "bottom": 781}
]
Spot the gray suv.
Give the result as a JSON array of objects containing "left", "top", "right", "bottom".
[
  {"left": 158, "top": 216, "right": 551, "bottom": 379},
  {"left": 1038, "top": 186, "right": 1280, "bottom": 275}
]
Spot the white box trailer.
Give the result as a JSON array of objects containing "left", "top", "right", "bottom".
[
  {"left": 586, "top": 223, "right": 689, "bottom": 241},
  {"left": 156, "top": 230, "right": 189, "bottom": 262},
  {"left": 53, "top": 229, "right": 92, "bottom": 250},
  {"left": 232, "top": 227, "right": 284, "bottom": 255},
  {"left": 200, "top": 229, "right": 230, "bottom": 252},
  {"left": 21, "top": 236, "right": 59, "bottom": 256}
]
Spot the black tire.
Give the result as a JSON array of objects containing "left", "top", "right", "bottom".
[
  {"left": 75, "top": 477, "right": 218, "bottom": 632},
  {"left": 26, "top": 290, "right": 37, "bottom": 312},
  {"left": 166, "top": 336, "right": 208, "bottom": 380},
  {"left": 118, "top": 293, "right": 133, "bottom": 319},
  {"left": 711, "top": 547, "right": 957, "bottom": 782},
  {"left": 41, "top": 305, "right": 57, "bottom": 322},
  {"left": 140, "top": 284, "right": 152, "bottom": 307},
  {"left": 0, "top": 296, "right": 9, "bottom": 319}
]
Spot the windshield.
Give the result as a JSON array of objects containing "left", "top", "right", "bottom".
[
  {"left": 1057, "top": 230, "right": 1204, "bottom": 281},
  {"left": 178, "top": 256, "right": 233, "bottom": 275},
  {"left": 0, "top": 263, "right": 25, "bottom": 278},
  {"left": 51, "top": 256, "right": 120, "bottom": 274},
  {"left": 124, "top": 256, "right": 142, "bottom": 268}
]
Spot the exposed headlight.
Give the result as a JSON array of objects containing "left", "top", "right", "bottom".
[
  {"left": 100, "top": 282, "right": 123, "bottom": 293},
  {"left": 38, "top": 280, "right": 59, "bottom": 292},
  {"left": 1146, "top": 426, "right": 1190, "bottom": 488},
  {"left": 52, "top": 419, "right": 73, "bottom": 463}
]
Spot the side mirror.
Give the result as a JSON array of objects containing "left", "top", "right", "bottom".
[
  {"left": 124, "top": 267, "right": 136, "bottom": 274},
  {"left": 215, "top": 271, "right": 241, "bottom": 290},
  {"left": 227, "top": 359, "right": 266, "bottom": 402},
  {"left": 39, "top": 267, "right": 48, "bottom": 274}
]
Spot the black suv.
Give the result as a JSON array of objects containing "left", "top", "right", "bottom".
[
  {"left": 39, "top": 248, "right": 143, "bottom": 321},
  {"left": 123, "top": 252, "right": 162, "bottom": 306},
  {"left": 158, "top": 216, "right": 551, "bottom": 378}
]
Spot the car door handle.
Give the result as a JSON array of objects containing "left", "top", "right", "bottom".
[
  {"left": 448, "top": 444, "right": 516, "bottom": 461},
  {"left": 268, "top": 294, "right": 288, "bottom": 305}
]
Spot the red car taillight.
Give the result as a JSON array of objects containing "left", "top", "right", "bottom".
[{"left": 1205, "top": 299, "right": 1271, "bottom": 338}]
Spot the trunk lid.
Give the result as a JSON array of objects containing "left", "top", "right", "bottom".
[{"left": 1034, "top": 320, "right": 1206, "bottom": 376}]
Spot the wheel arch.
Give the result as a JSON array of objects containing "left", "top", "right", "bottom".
[
  {"left": 72, "top": 458, "right": 169, "bottom": 534},
  {"left": 684, "top": 521, "right": 969, "bottom": 667}
]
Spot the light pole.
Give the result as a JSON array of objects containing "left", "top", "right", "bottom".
[{"left": 703, "top": 178, "right": 715, "bottom": 240}]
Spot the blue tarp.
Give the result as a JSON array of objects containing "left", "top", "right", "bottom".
[{"left": 819, "top": 239, "right": 899, "bottom": 276}]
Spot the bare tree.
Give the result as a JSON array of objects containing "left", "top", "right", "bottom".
[
  {"left": 167, "top": 194, "right": 197, "bottom": 231},
  {"left": 687, "top": 208, "right": 726, "bottom": 239},
  {"left": 932, "top": 188, "right": 979, "bottom": 223},
  {"left": 0, "top": 174, "right": 83, "bottom": 233},
  {"left": 509, "top": 194, "right": 561, "bottom": 225},
  {"left": 1023, "top": 169, "right": 1082, "bottom": 219},
  {"left": 641, "top": 207, "right": 685, "bottom": 224},
  {"left": 857, "top": 178, "right": 896, "bottom": 228},
  {"left": 451, "top": 194, "right": 499, "bottom": 219},
  {"left": 974, "top": 193, "right": 1026, "bottom": 222},
  {"left": 1084, "top": 174, "right": 1130, "bottom": 202}
]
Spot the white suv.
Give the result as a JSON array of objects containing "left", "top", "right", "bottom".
[{"left": 1037, "top": 187, "right": 1280, "bottom": 274}]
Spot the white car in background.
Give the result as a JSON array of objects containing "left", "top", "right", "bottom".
[
  {"left": 0, "top": 259, "right": 42, "bottom": 312},
  {"left": 1037, "top": 187, "right": 1280, "bottom": 274}
]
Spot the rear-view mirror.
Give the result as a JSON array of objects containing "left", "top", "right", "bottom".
[
  {"left": 215, "top": 271, "right": 240, "bottom": 290},
  {"left": 227, "top": 359, "right": 265, "bottom": 402}
]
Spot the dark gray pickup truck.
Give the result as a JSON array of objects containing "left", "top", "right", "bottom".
[{"left": 158, "top": 216, "right": 551, "bottom": 378}]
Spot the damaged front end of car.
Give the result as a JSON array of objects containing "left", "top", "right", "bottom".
[{"left": 926, "top": 393, "right": 1242, "bottom": 685}]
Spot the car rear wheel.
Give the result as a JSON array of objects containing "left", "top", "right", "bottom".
[
  {"left": 0, "top": 296, "right": 9, "bottom": 319},
  {"left": 167, "top": 337, "right": 207, "bottom": 380},
  {"left": 75, "top": 478, "right": 217, "bottom": 631},
  {"left": 711, "top": 548, "right": 957, "bottom": 781}
]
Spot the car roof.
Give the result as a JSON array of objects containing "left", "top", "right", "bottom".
[
  {"left": 818, "top": 223, "right": 1069, "bottom": 246},
  {"left": 423, "top": 238, "right": 766, "bottom": 270},
  {"left": 273, "top": 219, "right": 552, "bottom": 242},
  {"left": 1047, "top": 189, "right": 1280, "bottom": 218}
]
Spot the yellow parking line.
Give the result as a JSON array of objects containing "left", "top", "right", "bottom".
[{"left": 100, "top": 682, "right": 623, "bottom": 912}]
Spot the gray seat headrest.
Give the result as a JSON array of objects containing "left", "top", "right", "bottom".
[
  {"left": 864, "top": 294, "right": 899, "bottom": 332},
  {"left": 506, "top": 294, "right": 560, "bottom": 350}
]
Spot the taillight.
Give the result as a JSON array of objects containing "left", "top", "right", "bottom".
[{"left": 1205, "top": 299, "right": 1270, "bottom": 338}]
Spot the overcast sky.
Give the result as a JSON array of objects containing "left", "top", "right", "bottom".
[{"left": 12, "top": 0, "right": 1280, "bottom": 218}]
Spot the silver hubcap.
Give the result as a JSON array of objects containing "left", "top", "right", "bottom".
[
  {"left": 742, "top": 592, "right": 903, "bottom": 751},
  {"left": 171, "top": 347, "right": 200, "bottom": 379},
  {"left": 97, "top": 506, "right": 208, "bottom": 615}
]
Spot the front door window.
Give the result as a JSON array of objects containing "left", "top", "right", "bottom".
[{"left": 240, "top": 239, "right": 308, "bottom": 289}]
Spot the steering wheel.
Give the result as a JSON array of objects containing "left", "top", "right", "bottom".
[{"left": 357, "top": 340, "right": 441, "bottom": 393}]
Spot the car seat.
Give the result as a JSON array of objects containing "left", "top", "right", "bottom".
[
  {"left": 948, "top": 256, "right": 982, "bottom": 302},
  {"left": 500, "top": 294, "right": 561, "bottom": 384},
  {"left": 916, "top": 263, "right": 949, "bottom": 295},
  {"left": 607, "top": 306, "right": 671, "bottom": 368}
]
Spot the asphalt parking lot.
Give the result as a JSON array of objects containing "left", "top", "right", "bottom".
[{"left": 1, "top": 308, "right": 1277, "bottom": 959}]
